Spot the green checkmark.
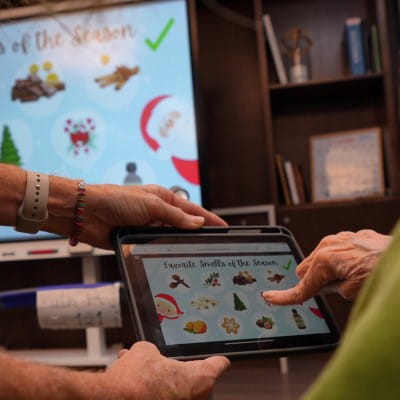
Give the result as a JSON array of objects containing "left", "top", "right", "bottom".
[
  {"left": 145, "top": 18, "right": 174, "bottom": 51},
  {"left": 282, "top": 260, "right": 292, "bottom": 271}
]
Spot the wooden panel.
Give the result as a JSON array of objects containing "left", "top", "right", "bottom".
[
  {"left": 196, "top": 1, "right": 271, "bottom": 208},
  {"left": 277, "top": 198, "right": 400, "bottom": 255}
]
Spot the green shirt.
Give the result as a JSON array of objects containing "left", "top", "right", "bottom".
[{"left": 303, "top": 221, "right": 400, "bottom": 399}]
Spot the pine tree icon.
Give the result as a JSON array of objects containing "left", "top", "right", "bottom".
[
  {"left": 233, "top": 292, "right": 247, "bottom": 311},
  {"left": 0, "top": 125, "right": 22, "bottom": 166}
]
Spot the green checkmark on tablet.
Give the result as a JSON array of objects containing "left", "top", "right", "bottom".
[
  {"left": 283, "top": 260, "right": 292, "bottom": 271},
  {"left": 146, "top": 18, "right": 174, "bottom": 51}
]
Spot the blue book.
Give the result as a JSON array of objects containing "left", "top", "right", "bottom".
[{"left": 345, "top": 17, "right": 367, "bottom": 75}]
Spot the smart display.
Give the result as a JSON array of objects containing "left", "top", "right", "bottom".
[{"left": 0, "top": 0, "right": 202, "bottom": 247}]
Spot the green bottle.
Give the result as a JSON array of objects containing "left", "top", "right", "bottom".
[{"left": 292, "top": 309, "right": 306, "bottom": 329}]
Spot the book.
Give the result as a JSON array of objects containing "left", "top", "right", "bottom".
[
  {"left": 284, "top": 160, "right": 300, "bottom": 205},
  {"left": 275, "top": 154, "right": 291, "bottom": 205},
  {"left": 262, "top": 14, "right": 288, "bottom": 84},
  {"left": 370, "top": 24, "right": 382, "bottom": 73},
  {"left": 292, "top": 163, "right": 307, "bottom": 204},
  {"left": 345, "top": 17, "right": 368, "bottom": 75}
]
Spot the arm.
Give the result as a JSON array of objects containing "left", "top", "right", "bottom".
[
  {"left": 263, "top": 229, "right": 392, "bottom": 305},
  {"left": 0, "top": 342, "right": 230, "bottom": 400},
  {"left": 301, "top": 222, "right": 400, "bottom": 399},
  {"left": 0, "top": 164, "right": 230, "bottom": 399},
  {"left": 1, "top": 164, "right": 227, "bottom": 248}
]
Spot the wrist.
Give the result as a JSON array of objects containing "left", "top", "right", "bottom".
[
  {"left": 41, "top": 175, "right": 80, "bottom": 237},
  {"left": 15, "top": 171, "right": 50, "bottom": 234},
  {"left": 43, "top": 177, "right": 101, "bottom": 244}
]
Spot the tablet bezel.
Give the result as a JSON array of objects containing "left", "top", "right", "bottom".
[{"left": 113, "top": 226, "right": 340, "bottom": 359}]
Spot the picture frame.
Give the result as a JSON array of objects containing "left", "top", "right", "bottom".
[
  {"left": 211, "top": 204, "right": 276, "bottom": 226},
  {"left": 310, "top": 127, "right": 385, "bottom": 202}
]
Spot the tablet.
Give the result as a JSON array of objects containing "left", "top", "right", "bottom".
[{"left": 113, "top": 226, "right": 339, "bottom": 359}]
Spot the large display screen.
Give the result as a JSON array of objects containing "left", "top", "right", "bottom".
[{"left": 0, "top": 0, "right": 201, "bottom": 243}]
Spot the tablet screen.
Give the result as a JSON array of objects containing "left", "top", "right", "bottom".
[{"left": 116, "top": 228, "right": 339, "bottom": 358}]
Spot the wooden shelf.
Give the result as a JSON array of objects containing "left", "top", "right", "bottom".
[
  {"left": 278, "top": 195, "right": 400, "bottom": 212},
  {"left": 269, "top": 72, "right": 384, "bottom": 109},
  {"left": 269, "top": 73, "right": 383, "bottom": 93}
]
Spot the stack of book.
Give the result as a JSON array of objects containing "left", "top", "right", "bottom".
[
  {"left": 345, "top": 17, "right": 381, "bottom": 75},
  {"left": 275, "top": 154, "right": 307, "bottom": 206}
]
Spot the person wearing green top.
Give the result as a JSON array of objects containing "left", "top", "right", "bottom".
[{"left": 264, "top": 227, "right": 397, "bottom": 399}]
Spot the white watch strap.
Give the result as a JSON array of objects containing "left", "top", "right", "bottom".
[{"left": 15, "top": 171, "right": 49, "bottom": 234}]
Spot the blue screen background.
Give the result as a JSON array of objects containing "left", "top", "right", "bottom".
[
  {"left": 143, "top": 251, "right": 330, "bottom": 345},
  {"left": 0, "top": 0, "right": 201, "bottom": 242}
]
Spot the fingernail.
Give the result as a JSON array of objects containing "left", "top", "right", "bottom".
[
  {"left": 262, "top": 291, "right": 271, "bottom": 300},
  {"left": 191, "top": 216, "right": 205, "bottom": 225}
]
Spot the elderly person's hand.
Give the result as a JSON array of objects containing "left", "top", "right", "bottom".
[
  {"left": 263, "top": 229, "right": 392, "bottom": 305},
  {"left": 44, "top": 180, "right": 227, "bottom": 249},
  {"left": 104, "top": 342, "right": 230, "bottom": 400}
]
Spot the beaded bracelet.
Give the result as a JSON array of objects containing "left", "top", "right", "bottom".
[{"left": 69, "top": 179, "right": 86, "bottom": 247}]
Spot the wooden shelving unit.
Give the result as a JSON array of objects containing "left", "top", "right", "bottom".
[
  {"left": 196, "top": 0, "right": 400, "bottom": 326},
  {"left": 197, "top": 0, "right": 400, "bottom": 253},
  {"left": 252, "top": 0, "right": 400, "bottom": 254}
]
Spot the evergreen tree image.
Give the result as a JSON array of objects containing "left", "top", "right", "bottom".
[
  {"left": 0, "top": 125, "right": 22, "bottom": 166},
  {"left": 233, "top": 292, "right": 247, "bottom": 311}
]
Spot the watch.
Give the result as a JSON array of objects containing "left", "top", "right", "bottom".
[{"left": 15, "top": 171, "right": 49, "bottom": 234}]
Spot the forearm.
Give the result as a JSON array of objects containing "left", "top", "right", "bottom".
[
  {"left": 0, "top": 163, "right": 96, "bottom": 239},
  {"left": 0, "top": 164, "right": 26, "bottom": 226},
  {"left": 0, "top": 351, "right": 105, "bottom": 400},
  {"left": 0, "top": 163, "right": 224, "bottom": 249}
]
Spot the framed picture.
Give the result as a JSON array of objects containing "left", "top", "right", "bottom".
[
  {"left": 212, "top": 204, "right": 276, "bottom": 226},
  {"left": 310, "top": 127, "right": 385, "bottom": 202}
]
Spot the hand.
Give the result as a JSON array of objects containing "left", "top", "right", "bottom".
[
  {"left": 263, "top": 229, "right": 392, "bottom": 305},
  {"left": 47, "top": 183, "right": 227, "bottom": 249},
  {"left": 103, "top": 342, "right": 230, "bottom": 400}
]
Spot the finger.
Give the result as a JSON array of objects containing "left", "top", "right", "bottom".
[
  {"left": 263, "top": 260, "right": 337, "bottom": 304},
  {"left": 118, "top": 349, "right": 129, "bottom": 359},
  {"left": 301, "top": 232, "right": 354, "bottom": 266},
  {"left": 202, "top": 356, "right": 231, "bottom": 377},
  {"left": 153, "top": 201, "right": 207, "bottom": 229},
  {"left": 143, "top": 185, "right": 227, "bottom": 226},
  {"left": 295, "top": 259, "right": 310, "bottom": 279},
  {"left": 129, "top": 341, "right": 161, "bottom": 356},
  {"left": 263, "top": 286, "right": 305, "bottom": 305},
  {"left": 294, "top": 238, "right": 337, "bottom": 279},
  {"left": 296, "top": 237, "right": 352, "bottom": 280},
  {"left": 337, "top": 279, "right": 361, "bottom": 300}
]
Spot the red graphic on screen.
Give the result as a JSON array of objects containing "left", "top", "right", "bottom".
[
  {"left": 154, "top": 293, "right": 184, "bottom": 322},
  {"left": 171, "top": 156, "right": 199, "bottom": 185},
  {"left": 309, "top": 307, "right": 323, "bottom": 318},
  {"left": 64, "top": 118, "right": 96, "bottom": 156},
  {"left": 140, "top": 95, "right": 199, "bottom": 185}
]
